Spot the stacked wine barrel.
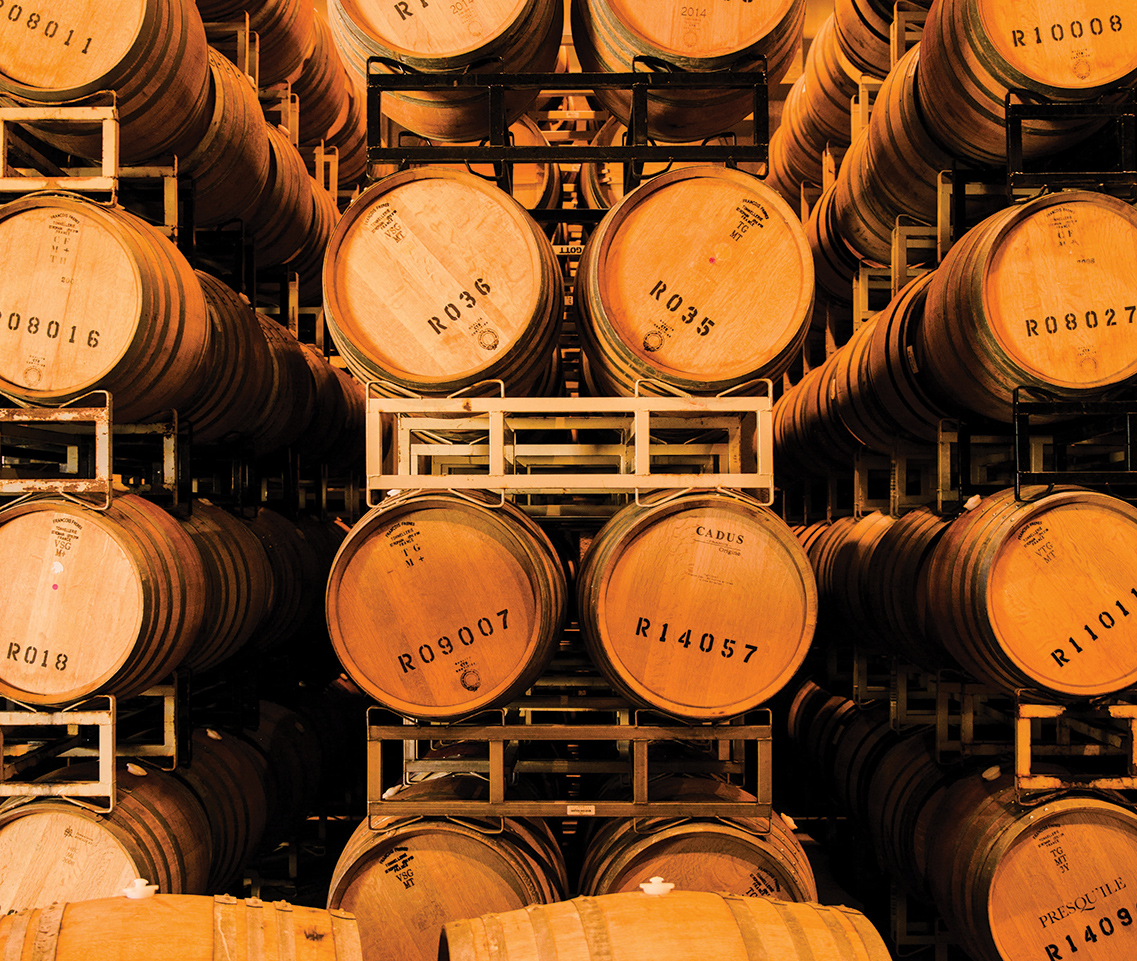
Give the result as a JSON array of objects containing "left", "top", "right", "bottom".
[
  {"left": 787, "top": 0, "right": 1137, "bottom": 305},
  {"left": 788, "top": 681, "right": 1137, "bottom": 961}
]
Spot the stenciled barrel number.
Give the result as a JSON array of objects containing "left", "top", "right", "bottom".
[
  {"left": 397, "top": 608, "right": 508, "bottom": 673},
  {"left": 426, "top": 278, "right": 490, "bottom": 336},
  {"left": 0, "top": 3, "right": 92, "bottom": 52},
  {"left": 648, "top": 281, "right": 716, "bottom": 337},
  {"left": 1051, "top": 588, "right": 1136, "bottom": 668},
  {"left": 1012, "top": 14, "right": 1123, "bottom": 47},
  {"left": 5, "top": 312, "right": 99, "bottom": 347},
  {"left": 1045, "top": 905, "right": 1135, "bottom": 959},
  {"left": 635, "top": 616, "right": 757, "bottom": 661},
  {"left": 6, "top": 642, "right": 68, "bottom": 671},
  {"left": 1025, "top": 305, "right": 1136, "bottom": 337}
]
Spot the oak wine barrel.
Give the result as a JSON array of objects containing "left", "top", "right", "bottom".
[
  {"left": 862, "top": 728, "right": 955, "bottom": 902},
  {"left": 442, "top": 889, "right": 892, "bottom": 961},
  {"left": 0, "top": 761, "right": 211, "bottom": 912},
  {"left": 295, "top": 344, "right": 366, "bottom": 472},
  {"left": 918, "top": 0, "right": 1137, "bottom": 165},
  {"left": 805, "top": 180, "right": 861, "bottom": 302},
  {"left": 244, "top": 507, "right": 329, "bottom": 653},
  {"left": 326, "top": 490, "right": 567, "bottom": 720},
  {"left": 859, "top": 43, "right": 952, "bottom": 238},
  {"left": 293, "top": 13, "right": 352, "bottom": 144},
  {"left": 328, "top": 0, "right": 561, "bottom": 142},
  {"left": 173, "top": 728, "right": 270, "bottom": 894},
  {"left": 328, "top": 777, "right": 566, "bottom": 961},
  {"left": 177, "top": 500, "right": 274, "bottom": 673},
  {"left": 575, "top": 165, "right": 814, "bottom": 396},
  {"left": 0, "top": 893, "right": 363, "bottom": 961},
  {"left": 861, "top": 271, "right": 948, "bottom": 446},
  {"left": 181, "top": 271, "right": 275, "bottom": 444},
  {"left": 248, "top": 123, "right": 321, "bottom": 269},
  {"left": 324, "top": 169, "right": 564, "bottom": 397},
  {"left": 576, "top": 490, "right": 816, "bottom": 720},
  {"left": 181, "top": 48, "right": 272, "bottom": 227},
  {"left": 862, "top": 505, "right": 953, "bottom": 669},
  {"left": 820, "top": 509, "right": 896, "bottom": 646},
  {"left": 0, "top": 193, "right": 212, "bottom": 423},
  {"left": 570, "top": 0, "right": 805, "bottom": 142},
  {"left": 832, "top": 0, "right": 900, "bottom": 79},
  {"left": 579, "top": 777, "right": 817, "bottom": 902},
  {"left": 925, "top": 485, "right": 1137, "bottom": 698},
  {"left": 918, "top": 190, "right": 1137, "bottom": 422},
  {"left": 325, "top": 71, "right": 368, "bottom": 187},
  {"left": 238, "top": 701, "right": 324, "bottom": 854},
  {"left": 774, "top": 357, "right": 865, "bottom": 478},
  {"left": 0, "top": 0, "right": 211, "bottom": 164},
  {"left": 927, "top": 767, "right": 1137, "bottom": 961},
  {"left": 247, "top": 313, "right": 318, "bottom": 455},
  {"left": 0, "top": 494, "right": 205, "bottom": 705}
]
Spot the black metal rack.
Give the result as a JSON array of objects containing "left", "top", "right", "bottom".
[{"left": 366, "top": 61, "right": 770, "bottom": 197}]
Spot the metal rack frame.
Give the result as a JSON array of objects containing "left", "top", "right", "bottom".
[
  {"left": 367, "top": 64, "right": 770, "bottom": 196},
  {"left": 366, "top": 388, "right": 774, "bottom": 509},
  {"left": 0, "top": 680, "right": 186, "bottom": 812},
  {"left": 367, "top": 706, "right": 772, "bottom": 823}
]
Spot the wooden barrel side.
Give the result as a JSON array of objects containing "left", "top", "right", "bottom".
[
  {"left": 243, "top": 507, "right": 325, "bottom": 652},
  {"left": 577, "top": 490, "right": 816, "bottom": 720},
  {"left": 0, "top": 195, "right": 211, "bottom": 423},
  {"left": 0, "top": 495, "right": 204, "bottom": 705},
  {"left": 0, "top": 0, "right": 212, "bottom": 163},
  {"left": 579, "top": 779, "right": 817, "bottom": 902},
  {"left": 927, "top": 768, "right": 1137, "bottom": 961},
  {"left": 325, "top": 72, "right": 368, "bottom": 187},
  {"left": 799, "top": 14, "right": 862, "bottom": 150},
  {"left": 329, "top": 0, "right": 561, "bottom": 142},
  {"left": 294, "top": 345, "right": 365, "bottom": 472},
  {"left": 864, "top": 271, "right": 947, "bottom": 445},
  {"left": 246, "top": 0, "right": 317, "bottom": 86},
  {"left": 324, "top": 168, "right": 563, "bottom": 397},
  {"left": 920, "top": 191, "right": 1137, "bottom": 422},
  {"left": 0, "top": 894, "right": 362, "bottom": 961},
  {"left": 326, "top": 491, "right": 567, "bottom": 720},
  {"left": 830, "top": 316, "right": 901, "bottom": 455},
  {"left": 182, "top": 271, "right": 275, "bottom": 444},
  {"left": 0, "top": 761, "right": 212, "bottom": 912},
  {"left": 441, "top": 890, "right": 893, "bottom": 961},
  {"left": 328, "top": 777, "right": 565, "bottom": 961},
  {"left": 926, "top": 486, "right": 1137, "bottom": 697},
  {"left": 863, "top": 729, "right": 954, "bottom": 901},
  {"left": 824, "top": 510, "right": 897, "bottom": 645},
  {"left": 832, "top": 0, "right": 893, "bottom": 78},
  {"left": 774, "top": 356, "right": 865, "bottom": 478},
  {"left": 240, "top": 702, "right": 323, "bottom": 853},
  {"left": 864, "top": 43, "right": 951, "bottom": 226},
  {"left": 178, "top": 501, "right": 274, "bottom": 673},
  {"left": 248, "top": 123, "right": 319, "bottom": 269},
  {"left": 182, "top": 48, "right": 272, "bottom": 227},
  {"left": 576, "top": 165, "right": 814, "bottom": 396},
  {"left": 294, "top": 14, "right": 352, "bottom": 143},
  {"left": 174, "top": 728, "right": 270, "bottom": 893},
  {"left": 806, "top": 181, "right": 861, "bottom": 302},
  {"left": 246, "top": 314, "right": 318, "bottom": 455},
  {"left": 863, "top": 505, "right": 953, "bottom": 669},
  {"left": 570, "top": 0, "right": 804, "bottom": 142},
  {"left": 831, "top": 127, "right": 894, "bottom": 268}
]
